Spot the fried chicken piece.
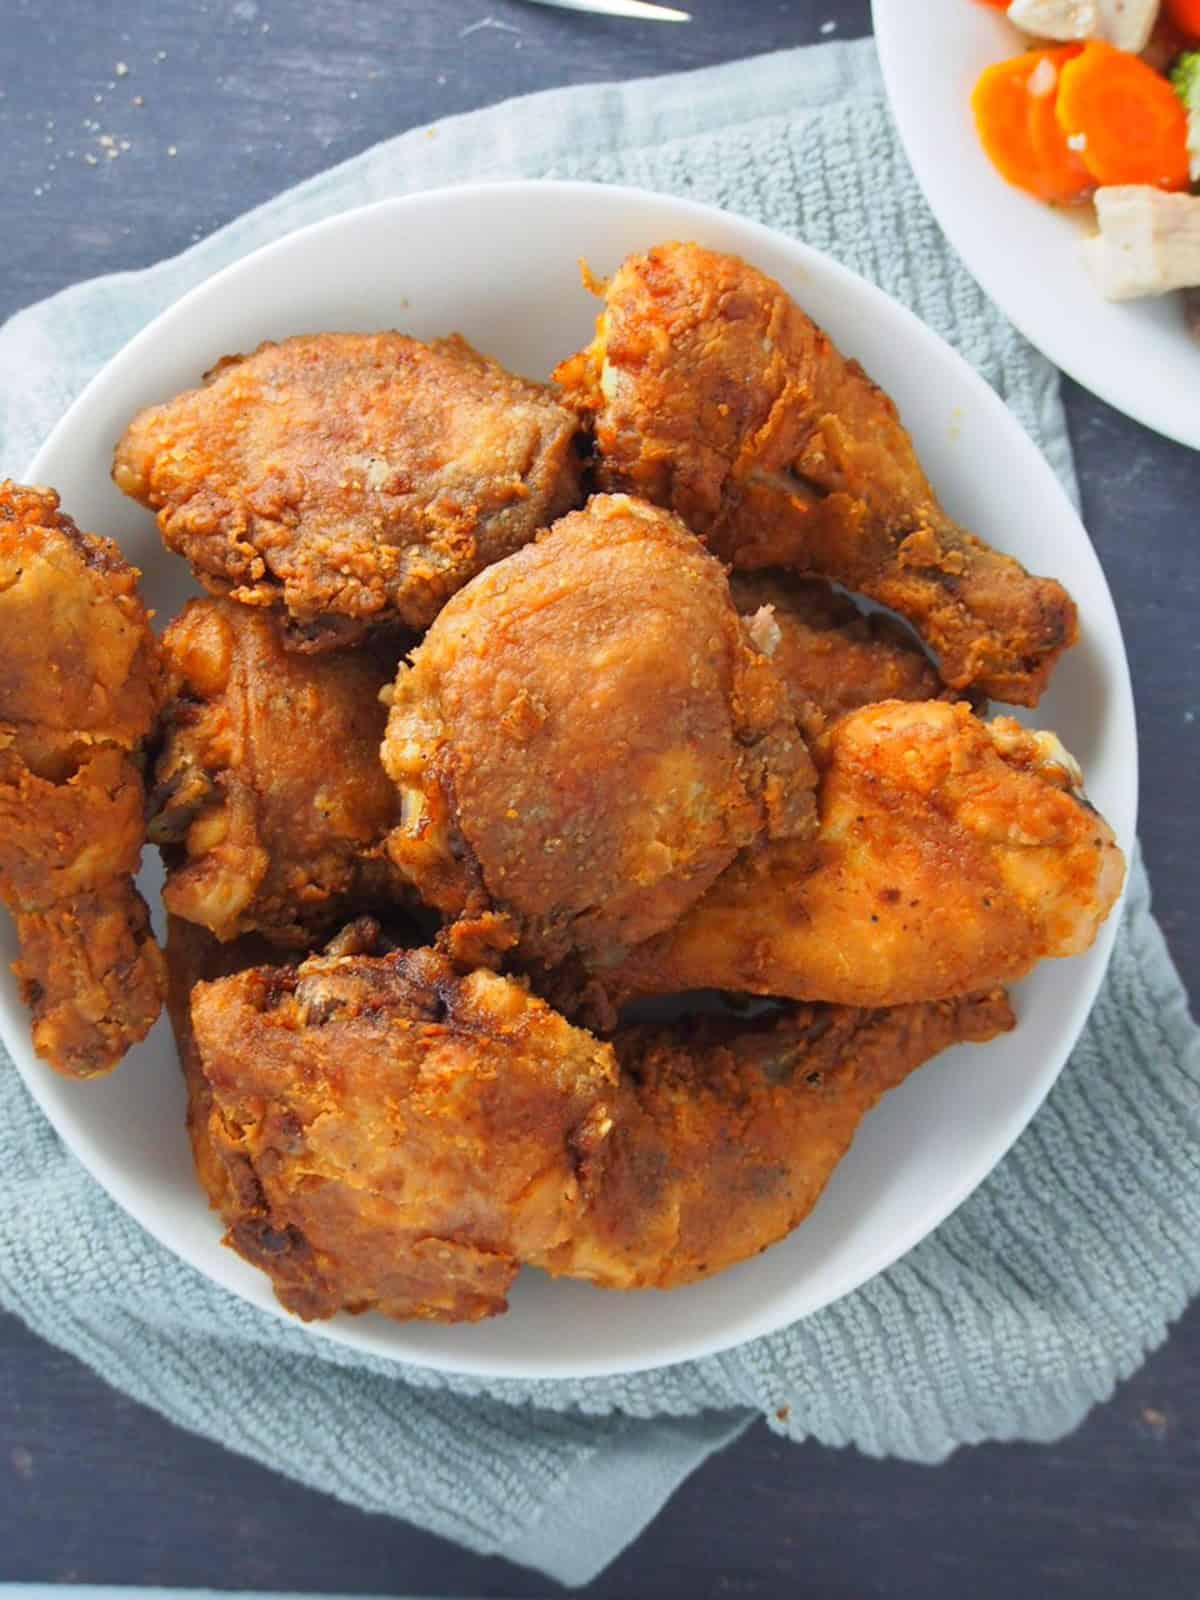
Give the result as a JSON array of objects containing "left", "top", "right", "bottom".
[
  {"left": 731, "top": 571, "right": 954, "bottom": 741},
  {"left": 165, "top": 915, "right": 282, "bottom": 1215},
  {"left": 382, "top": 494, "right": 818, "bottom": 967},
  {"left": 188, "top": 943, "right": 619, "bottom": 1323},
  {"left": 113, "top": 332, "right": 584, "bottom": 646},
  {"left": 539, "top": 989, "right": 1014, "bottom": 1291},
  {"left": 556, "top": 243, "right": 1077, "bottom": 705},
  {"left": 598, "top": 700, "right": 1125, "bottom": 1009},
  {"left": 0, "top": 482, "right": 165, "bottom": 1077},
  {"left": 180, "top": 919, "right": 1011, "bottom": 1319},
  {"left": 150, "top": 598, "right": 406, "bottom": 947}
]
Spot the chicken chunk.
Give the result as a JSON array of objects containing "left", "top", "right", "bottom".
[
  {"left": 113, "top": 333, "right": 584, "bottom": 646},
  {"left": 150, "top": 598, "right": 407, "bottom": 947},
  {"left": 556, "top": 243, "right": 1077, "bottom": 705},
  {"left": 188, "top": 943, "right": 619, "bottom": 1323},
  {"left": 598, "top": 699, "right": 1125, "bottom": 1009},
  {"left": 1083, "top": 187, "right": 1200, "bottom": 301},
  {"left": 382, "top": 494, "right": 818, "bottom": 967},
  {"left": 1007, "top": 0, "right": 1159, "bottom": 54},
  {"left": 0, "top": 482, "right": 165, "bottom": 1077}
]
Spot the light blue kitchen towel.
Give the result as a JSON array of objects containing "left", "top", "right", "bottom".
[{"left": 1, "top": 37, "right": 1197, "bottom": 1591}]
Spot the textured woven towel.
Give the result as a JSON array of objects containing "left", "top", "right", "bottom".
[{"left": 1, "top": 38, "right": 1197, "bottom": 1590}]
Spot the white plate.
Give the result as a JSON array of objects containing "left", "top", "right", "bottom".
[
  {"left": 873, "top": 0, "right": 1200, "bottom": 451},
  {"left": 11, "top": 180, "right": 1137, "bottom": 1380}
]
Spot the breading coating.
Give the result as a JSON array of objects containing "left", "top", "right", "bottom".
[
  {"left": 556, "top": 243, "right": 1077, "bottom": 705},
  {"left": 188, "top": 942, "right": 619, "bottom": 1323},
  {"left": 382, "top": 493, "right": 818, "bottom": 966},
  {"left": 150, "top": 598, "right": 407, "bottom": 946},
  {"left": 600, "top": 699, "right": 1126, "bottom": 1008},
  {"left": 0, "top": 481, "right": 165, "bottom": 1076},
  {"left": 113, "top": 332, "right": 584, "bottom": 643},
  {"left": 730, "top": 570, "right": 954, "bottom": 741},
  {"left": 541, "top": 989, "right": 1015, "bottom": 1291},
  {"left": 176, "top": 918, "right": 1011, "bottom": 1321}
]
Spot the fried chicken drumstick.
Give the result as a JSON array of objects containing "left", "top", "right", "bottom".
[
  {"left": 731, "top": 570, "right": 956, "bottom": 741},
  {"left": 556, "top": 243, "right": 1077, "bottom": 705},
  {"left": 382, "top": 493, "right": 817, "bottom": 966},
  {"left": 544, "top": 989, "right": 1014, "bottom": 1291},
  {"left": 113, "top": 332, "right": 584, "bottom": 648},
  {"left": 179, "top": 929, "right": 1011, "bottom": 1322},
  {"left": 598, "top": 699, "right": 1125, "bottom": 1010},
  {"left": 150, "top": 598, "right": 406, "bottom": 947},
  {"left": 0, "top": 482, "right": 165, "bottom": 1077}
]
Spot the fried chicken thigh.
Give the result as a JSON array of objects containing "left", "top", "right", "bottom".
[
  {"left": 557, "top": 244, "right": 1077, "bottom": 705},
  {"left": 113, "top": 332, "right": 584, "bottom": 647},
  {"left": 731, "top": 571, "right": 953, "bottom": 741},
  {"left": 601, "top": 700, "right": 1125, "bottom": 1009},
  {"left": 541, "top": 989, "right": 1014, "bottom": 1291},
  {"left": 150, "top": 598, "right": 406, "bottom": 946},
  {"left": 382, "top": 494, "right": 818, "bottom": 966},
  {"left": 188, "top": 942, "right": 619, "bottom": 1322},
  {"left": 0, "top": 482, "right": 165, "bottom": 1076},
  {"left": 181, "top": 926, "right": 1011, "bottom": 1320}
]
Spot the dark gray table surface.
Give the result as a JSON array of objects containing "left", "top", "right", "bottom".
[{"left": 1, "top": 1, "right": 1197, "bottom": 1595}]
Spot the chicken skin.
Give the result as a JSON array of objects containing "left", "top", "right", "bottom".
[
  {"left": 188, "top": 941, "right": 619, "bottom": 1323},
  {"left": 731, "top": 570, "right": 953, "bottom": 741},
  {"left": 382, "top": 494, "right": 818, "bottom": 967},
  {"left": 113, "top": 332, "right": 584, "bottom": 648},
  {"left": 150, "top": 598, "right": 407, "bottom": 947},
  {"left": 180, "top": 925, "right": 1011, "bottom": 1321},
  {"left": 599, "top": 700, "right": 1125, "bottom": 1009},
  {"left": 542, "top": 988, "right": 1014, "bottom": 1291},
  {"left": 556, "top": 243, "right": 1077, "bottom": 705},
  {"left": 0, "top": 482, "right": 165, "bottom": 1077}
]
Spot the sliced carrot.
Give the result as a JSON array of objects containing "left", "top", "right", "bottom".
[
  {"left": 1055, "top": 40, "right": 1191, "bottom": 190},
  {"left": 1028, "top": 48, "right": 1094, "bottom": 204},
  {"left": 1164, "top": 0, "right": 1200, "bottom": 40},
  {"left": 972, "top": 48, "right": 1094, "bottom": 204}
]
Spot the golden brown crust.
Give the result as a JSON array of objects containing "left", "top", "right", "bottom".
[
  {"left": 539, "top": 989, "right": 1015, "bottom": 1290},
  {"left": 598, "top": 700, "right": 1126, "bottom": 1008},
  {"left": 150, "top": 598, "right": 407, "bottom": 946},
  {"left": 177, "top": 919, "right": 1012, "bottom": 1317},
  {"left": 0, "top": 482, "right": 165, "bottom": 1076},
  {"left": 382, "top": 493, "right": 818, "bottom": 966},
  {"left": 730, "top": 571, "right": 953, "bottom": 740},
  {"left": 164, "top": 915, "right": 281, "bottom": 1219},
  {"left": 113, "top": 332, "right": 585, "bottom": 639},
  {"left": 557, "top": 244, "right": 1077, "bottom": 706},
  {"left": 187, "top": 945, "right": 619, "bottom": 1323}
]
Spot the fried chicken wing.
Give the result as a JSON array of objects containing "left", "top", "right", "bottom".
[
  {"left": 150, "top": 598, "right": 406, "bottom": 946},
  {"left": 382, "top": 493, "right": 818, "bottom": 966},
  {"left": 188, "top": 942, "right": 619, "bottom": 1323},
  {"left": 0, "top": 482, "right": 165, "bottom": 1077},
  {"left": 731, "top": 571, "right": 954, "bottom": 740},
  {"left": 539, "top": 989, "right": 1014, "bottom": 1291},
  {"left": 113, "top": 333, "right": 584, "bottom": 646},
  {"left": 599, "top": 700, "right": 1125, "bottom": 1009},
  {"left": 556, "top": 243, "right": 1077, "bottom": 705}
]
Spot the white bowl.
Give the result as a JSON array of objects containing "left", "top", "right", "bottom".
[
  {"left": 873, "top": 0, "right": 1200, "bottom": 452},
  {"left": 11, "top": 180, "right": 1137, "bottom": 1380}
]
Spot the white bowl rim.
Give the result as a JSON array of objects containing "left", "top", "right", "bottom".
[{"left": 15, "top": 177, "right": 1139, "bottom": 1380}]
